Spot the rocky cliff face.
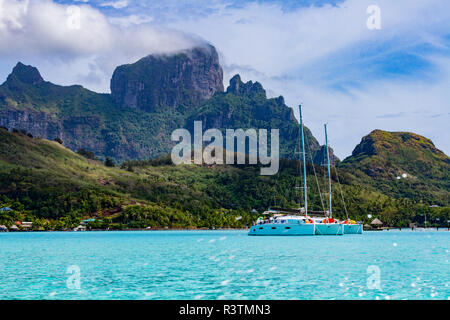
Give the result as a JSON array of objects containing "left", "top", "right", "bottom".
[
  {"left": 0, "top": 52, "right": 327, "bottom": 162},
  {"left": 110, "top": 44, "right": 224, "bottom": 112},
  {"left": 0, "top": 109, "right": 61, "bottom": 139},
  {"left": 185, "top": 74, "right": 327, "bottom": 161}
]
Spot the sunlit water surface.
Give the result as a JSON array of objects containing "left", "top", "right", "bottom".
[{"left": 0, "top": 230, "right": 448, "bottom": 300}]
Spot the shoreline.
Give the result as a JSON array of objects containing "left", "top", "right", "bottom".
[
  {"left": 0, "top": 227, "right": 250, "bottom": 233},
  {"left": 1, "top": 227, "right": 448, "bottom": 233}
]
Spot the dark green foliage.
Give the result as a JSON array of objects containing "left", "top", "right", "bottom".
[
  {"left": 77, "top": 148, "right": 97, "bottom": 160},
  {"left": 104, "top": 157, "right": 115, "bottom": 167},
  {"left": 0, "top": 167, "right": 120, "bottom": 220},
  {"left": 11, "top": 128, "right": 33, "bottom": 138}
]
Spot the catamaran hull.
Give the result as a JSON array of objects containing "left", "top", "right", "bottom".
[
  {"left": 248, "top": 223, "right": 315, "bottom": 236},
  {"left": 344, "top": 224, "right": 363, "bottom": 234},
  {"left": 314, "top": 223, "right": 344, "bottom": 235}
]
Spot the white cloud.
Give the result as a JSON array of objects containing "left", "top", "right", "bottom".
[
  {"left": 166, "top": 0, "right": 450, "bottom": 158},
  {"left": 100, "top": 0, "right": 128, "bottom": 9},
  {"left": 0, "top": 0, "right": 204, "bottom": 92},
  {"left": 108, "top": 14, "right": 154, "bottom": 28},
  {"left": 0, "top": 0, "right": 29, "bottom": 30}
]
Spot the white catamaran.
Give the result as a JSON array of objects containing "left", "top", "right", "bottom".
[{"left": 248, "top": 105, "right": 362, "bottom": 236}]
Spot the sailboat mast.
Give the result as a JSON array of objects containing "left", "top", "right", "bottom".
[
  {"left": 324, "top": 124, "right": 332, "bottom": 218},
  {"left": 299, "top": 105, "right": 308, "bottom": 216}
]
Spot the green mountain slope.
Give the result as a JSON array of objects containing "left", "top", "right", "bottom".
[
  {"left": 339, "top": 130, "right": 450, "bottom": 205},
  {"left": 0, "top": 129, "right": 448, "bottom": 230},
  {"left": 186, "top": 75, "right": 328, "bottom": 160}
]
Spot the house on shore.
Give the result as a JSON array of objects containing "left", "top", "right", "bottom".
[
  {"left": 371, "top": 218, "right": 384, "bottom": 229},
  {"left": 73, "top": 225, "right": 87, "bottom": 231},
  {"left": 21, "top": 222, "right": 33, "bottom": 230},
  {"left": 80, "top": 219, "right": 97, "bottom": 225}
]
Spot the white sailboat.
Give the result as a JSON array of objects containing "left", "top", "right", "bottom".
[{"left": 249, "top": 105, "right": 343, "bottom": 236}]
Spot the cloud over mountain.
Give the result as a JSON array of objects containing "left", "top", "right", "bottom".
[{"left": 0, "top": 0, "right": 206, "bottom": 92}]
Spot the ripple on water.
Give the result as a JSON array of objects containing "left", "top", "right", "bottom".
[{"left": 0, "top": 230, "right": 449, "bottom": 299}]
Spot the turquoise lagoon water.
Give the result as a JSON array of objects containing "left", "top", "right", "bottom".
[{"left": 0, "top": 230, "right": 448, "bottom": 300}]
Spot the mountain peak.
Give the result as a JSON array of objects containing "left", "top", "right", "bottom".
[
  {"left": 342, "top": 129, "right": 449, "bottom": 180},
  {"left": 340, "top": 129, "right": 449, "bottom": 203},
  {"left": 110, "top": 44, "right": 224, "bottom": 112},
  {"left": 351, "top": 130, "right": 440, "bottom": 158},
  {"left": 226, "top": 74, "right": 266, "bottom": 98},
  {"left": 7, "top": 62, "right": 44, "bottom": 85}
]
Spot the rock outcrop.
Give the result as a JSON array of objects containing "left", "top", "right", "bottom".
[
  {"left": 226, "top": 74, "right": 266, "bottom": 97},
  {"left": 110, "top": 44, "right": 224, "bottom": 112},
  {"left": 185, "top": 74, "right": 325, "bottom": 160}
]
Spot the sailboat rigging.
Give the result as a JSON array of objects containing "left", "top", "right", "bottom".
[{"left": 248, "top": 104, "right": 362, "bottom": 236}]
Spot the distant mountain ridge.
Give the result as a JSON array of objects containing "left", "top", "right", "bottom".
[{"left": 0, "top": 45, "right": 329, "bottom": 161}]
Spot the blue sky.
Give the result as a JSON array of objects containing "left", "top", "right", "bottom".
[{"left": 1, "top": 0, "right": 449, "bottom": 158}]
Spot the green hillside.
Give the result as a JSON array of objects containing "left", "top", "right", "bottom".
[
  {"left": 0, "top": 129, "right": 448, "bottom": 230},
  {"left": 339, "top": 130, "right": 450, "bottom": 205}
]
